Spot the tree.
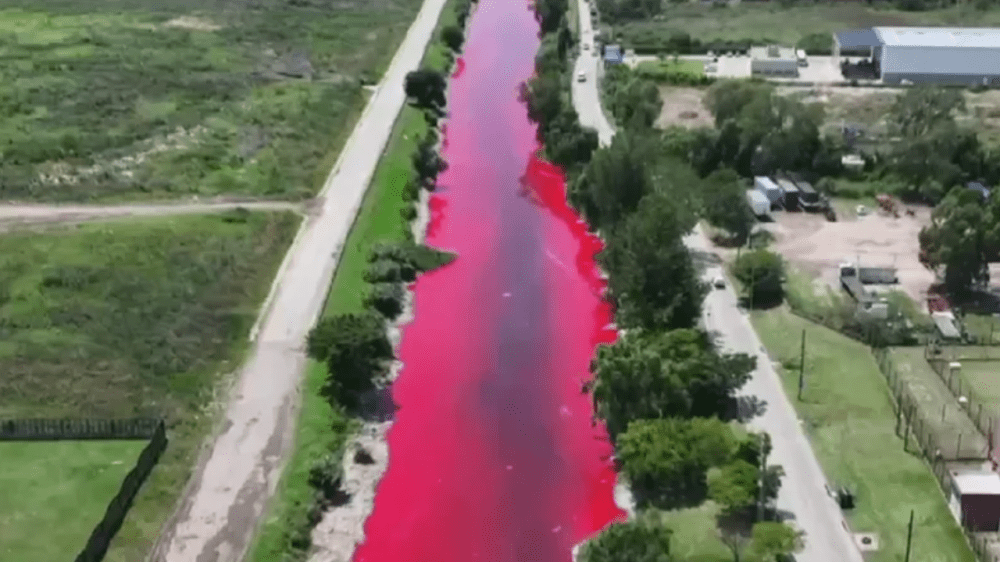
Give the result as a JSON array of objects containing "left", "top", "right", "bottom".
[
  {"left": 601, "top": 191, "right": 706, "bottom": 329},
  {"left": 525, "top": 72, "right": 564, "bottom": 128},
  {"left": 749, "top": 522, "right": 805, "bottom": 561},
  {"left": 919, "top": 187, "right": 999, "bottom": 298},
  {"left": 545, "top": 106, "right": 600, "bottom": 169},
  {"left": 719, "top": 527, "right": 751, "bottom": 562},
  {"left": 732, "top": 249, "right": 784, "bottom": 308},
  {"left": 708, "top": 459, "right": 758, "bottom": 513},
  {"left": 306, "top": 313, "right": 393, "bottom": 408},
  {"left": 604, "top": 66, "right": 662, "bottom": 130},
  {"left": 440, "top": 24, "right": 464, "bottom": 52},
  {"left": 570, "top": 131, "right": 655, "bottom": 229},
  {"left": 577, "top": 517, "right": 673, "bottom": 562},
  {"left": 617, "top": 417, "right": 737, "bottom": 507},
  {"left": 592, "top": 329, "right": 756, "bottom": 438},
  {"left": 533, "top": 0, "right": 568, "bottom": 34},
  {"left": 404, "top": 69, "right": 447, "bottom": 110},
  {"left": 701, "top": 168, "right": 754, "bottom": 245}
]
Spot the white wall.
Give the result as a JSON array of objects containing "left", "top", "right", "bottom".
[{"left": 882, "top": 45, "right": 1000, "bottom": 81}]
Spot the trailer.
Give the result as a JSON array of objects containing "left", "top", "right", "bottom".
[
  {"left": 776, "top": 178, "right": 799, "bottom": 210},
  {"left": 754, "top": 177, "right": 782, "bottom": 207},
  {"left": 746, "top": 190, "right": 770, "bottom": 218},
  {"left": 839, "top": 262, "right": 897, "bottom": 303}
]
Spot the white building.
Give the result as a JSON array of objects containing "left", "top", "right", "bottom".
[
  {"left": 750, "top": 45, "right": 798, "bottom": 77},
  {"left": 834, "top": 27, "right": 1000, "bottom": 86}
]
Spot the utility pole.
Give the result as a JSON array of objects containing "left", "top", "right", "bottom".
[
  {"left": 798, "top": 329, "right": 806, "bottom": 401},
  {"left": 904, "top": 509, "right": 915, "bottom": 562}
]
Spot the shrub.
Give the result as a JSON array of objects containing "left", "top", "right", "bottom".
[
  {"left": 308, "top": 451, "right": 345, "bottom": 500},
  {"left": 365, "top": 282, "right": 406, "bottom": 319},
  {"left": 369, "top": 242, "right": 456, "bottom": 274},
  {"left": 364, "top": 259, "right": 413, "bottom": 283},
  {"left": 308, "top": 312, "right": 392, "bottom": 409},
  {"left": 577, "top": 516, "right": 673, "bottom": 562},
  {"left": 441, "top": 24, "right": 465, "bottom": 52},
  {"left": 733, "top": 249, "right": 785, "bottom": 308}
]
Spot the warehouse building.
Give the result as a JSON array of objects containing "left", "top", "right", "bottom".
[
  {"left": 833, "top": 27, "right": 1000, "bottom": 86},
  {"left": 750, "top": 45, "right": 798, "bottom": 77}
]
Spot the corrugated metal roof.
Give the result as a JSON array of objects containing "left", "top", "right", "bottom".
[
  {"left": 835, "top": 28, "right": 881, "bottom": 50},
  {"left": 932, "top": 312, "right": 962, "bottom": 339},
  {"left": 953, "top": 472, "right": 1000, "bottom": 495},
  {"left": 747, "top": 190, "right": 768, "bottom": 204},
  {"left": 875, "top": 27, "right": 1000, "bottom": 48}
]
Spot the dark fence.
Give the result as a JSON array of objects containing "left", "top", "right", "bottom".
[
  {"left": 0, "top": 418, "right": 161, "bottom": 441},
  {"left": 75, "top": 420, "right": 168, "bottom": 562},
  {"left": 925, "top": 343, "right": 998, "bottom": 439}
]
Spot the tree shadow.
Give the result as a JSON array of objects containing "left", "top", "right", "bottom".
[
  {"left": 356, "top": 384, "right": 398, "bottom": 423},
  {"left": 723, "top": 394, "right": 768, "bottom": 423}
]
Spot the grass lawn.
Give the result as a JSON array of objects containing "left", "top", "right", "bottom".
[
  {"left": 887, "top": 347, "right": 987, "bottom": 460},
  {"left": 651, "top": 503, "right": 730, "bottom": 562},
  {"left": 636, "top": 59, "right": 703, "bottom": 76},
  {"left": 0, "top": 212, "right": 300, "bottom": 562},
  {"left": 247, "top": 0, "right": 466, "bottom": 557},
  {"left": 614, "top": 3, "right": 1000, "bottom": 53},
  {"left": 0, "top": 0, "right": 425, "bottom": 202},
  {"left": 961, "top": 313, "right": 1000, "bottom": 345},
  {"left": 751, "top": 308, "right": 975, "bottom": 562},
  {"left": 0, "top": 440, "right": 146, "bottom": 562}
]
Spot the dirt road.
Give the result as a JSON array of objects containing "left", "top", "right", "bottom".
[
  {"left": 146, "top": 0, "right": 451, "bottom": 559},
  {"left": 0, "top": 200, "right": 304, "bottom": 230}
]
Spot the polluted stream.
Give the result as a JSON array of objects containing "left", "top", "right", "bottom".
[{"left": 351, "top": 0, "right": 626, "bottom": 560}]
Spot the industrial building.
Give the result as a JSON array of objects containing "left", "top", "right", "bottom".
[
  {"left": 833, "top": 27, "right": 1000, "bottom": 86},
  {"left": 750, "top": 45, "right": 798, "bottom": 77}
]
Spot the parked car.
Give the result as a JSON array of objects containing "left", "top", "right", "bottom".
[
  {"left": 713, "top": 276, "right": 726, "bottom": 289},
  {"left": 577, "top": 71, "right": 587, "bottom": 82}
]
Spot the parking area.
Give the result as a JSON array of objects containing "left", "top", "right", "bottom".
[{"left": 762, "top": 206, "right": 935, "bottom": 305}]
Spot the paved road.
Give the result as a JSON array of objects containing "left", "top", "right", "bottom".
[
  {"left": 690, "top": 229, "right": 865, "bottom": 562},
  {"left": 0, "top": 200, "right": 303, "bottom": 230},
  {"left": 570, "top": 4, "right": 863, "bottom": 558},
  {"left": 148, "top": 0, "right": 451, "bottom": 558},
  {"left": 571, "top": 0, "right": 614, "bottom": 146}
]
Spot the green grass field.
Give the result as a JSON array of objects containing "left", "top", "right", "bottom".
[
  {"left": 887, "top": 347, "right": 987, "bottom": 460},
  {"left": 614, "top": 3, "right": 1000, "bottom": 53},
  {"left": 0, "top": 440, "right": 145, "bottom": 562},
  {"left": 0, "top": 212, "right": 300, "bottom": 562},
  {"left": 751, "top": 308, "right": 975, "bottom": 562},
  {"left": 247, "top": 0, "right": 466, "bottom": 557},
  {"left": 0, "top": 0, "right": 425, "bottom": 202}
]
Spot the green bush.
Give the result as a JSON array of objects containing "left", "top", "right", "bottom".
[
  {"left": 441, "top": 24, "right": 465, "bottom": 52},
  {"left": 365, "top": 282, "right": 406, "bottom": 319},
  {"left": 733, "top": 249, "right": 785, "bottom": 308},
  {"left": 577, "top": 516, "right": 674, "bottom": 562},
  {"left": 307, "top": 451, "right": 345, "bottom": 500},
  {"left": 369, "top": 242, "right": 456, "bottom": 274},
  {"left": 364, "top": 259, "right": 413, "bottom": 283},
  {"left": 311, "top": 312, "right": 392, "bottom": 409}
]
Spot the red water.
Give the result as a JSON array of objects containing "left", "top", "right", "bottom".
[{"left": 351, "top": 0, "right": 626, "bottom": 560}]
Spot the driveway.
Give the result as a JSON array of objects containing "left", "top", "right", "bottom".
[{"left": 146, "top": 0, "right": 452, "bottom": 558}]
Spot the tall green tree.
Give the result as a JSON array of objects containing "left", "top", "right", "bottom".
[
  {"left": 592, "top": 329, "right": 756, "bottom": 438},
  {"left": 749, "top": 522, "right": 805, "bottom": 562},
  {"left": 601, "top": 191, "right": 705, "bottom": 329},
  {"left": 732, "top": 249, "right": 785, "bottom": 307},
  {"left": 701, "top": 168, "right": 754, "bottom": 245},
  {"left": 306, "top": 312, "right": 393, "bottom": 408},
  {"left": 919, "top": 187, "right": 1000, "bottom": 298},
  {"left": 577, "top": 516, "right": 674, "bottom": 562},
  {"left": 570, "top": 131, "right": 654, "bottom": 230}
]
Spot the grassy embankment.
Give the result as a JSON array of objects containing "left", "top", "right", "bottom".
[
  {"left": 750, "top": 307, "right": 975, "bottom": 562},
  {"left": 0, "top": 212, "right": 300, "bottom": 562},
  {"left": 615, "top": 3, "right": 1000, "bottom": 53},
  {"left": 0, "top": 440, "right": 145, "bottom": 562},
  {"left": 0, "top": 0, "right": 424, "bottom": 202},
  {"left": 246, "top": 0, "right": 470, "bottom": 558}
]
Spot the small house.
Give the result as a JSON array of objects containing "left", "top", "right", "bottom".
[
  {"left": 604, "top": 44, "right": 623, "bottom": 66},
  {"left": 750, "top": 45, "right": 798, "bottom": 77},
  {"left": 949, "top": 471, "right": 1000, "bottom": 532}
]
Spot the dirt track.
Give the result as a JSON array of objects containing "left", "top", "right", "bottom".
[{"left": 0, "top": 199, "right": 305, "bottom": 231}]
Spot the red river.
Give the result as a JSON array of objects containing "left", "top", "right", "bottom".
[{"left": 351, "top": 0, "right": 627, "bottom": 559}]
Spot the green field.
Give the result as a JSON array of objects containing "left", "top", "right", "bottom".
[
  {"left": 887, "top": 347, "right": 987, "bottom": 460},
  {"left": 0, "top": 440, "right": 145, "bottom": 562},
  {"left": 0, "top": 212, "right": 300, "bottom": 561},
  {"left": 751, "top": 308, "right": 975, "bottom": 562},
  {"left": 614, "top": 3, "right": 1000, "bottom": 52},
  {"left": 0, "top": 0, "right": 425, "bottom": 202}
]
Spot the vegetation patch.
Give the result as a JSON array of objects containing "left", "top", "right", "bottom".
[
  {"left": 751, "top": 308, "right": 975, "bottom": 562},
  {"left": 0, "top": 440, "right": 145, "bottom": 562},
  {"left": 0, "top": 0, "right": 427, "bottom": 202},
  {"left": 0, "top": 211, "right": 300, "bottom": 561}
]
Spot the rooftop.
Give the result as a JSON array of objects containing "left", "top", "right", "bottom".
[
  {"left": 750, "top": 45, "right": 796, "bottom": 60},
  {"left": 874, "top": 27, "right": 1000, "bottom": 48},
  {"left": 953, "top": 471, "right": 1000, "bottom": 495}
]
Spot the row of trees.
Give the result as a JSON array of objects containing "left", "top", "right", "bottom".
[{"left": 519, "top": 26, "right": 804, "bottom": 559}]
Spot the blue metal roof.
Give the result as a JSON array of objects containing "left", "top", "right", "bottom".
[
  {"left": 835, "top": 29, "right": 881, "bottom": 50},
  {"left": 604, "top": 44, "right": 622, "bottom": 63}
]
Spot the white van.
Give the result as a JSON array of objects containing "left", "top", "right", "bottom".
[{"left": 796, "top": 49, "right": 808, "bottom": 67}]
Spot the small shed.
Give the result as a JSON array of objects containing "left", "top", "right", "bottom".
[
  {"left": 750, "top": 45, "right": 798, "bottom": 76},
  {"left": 604, "top": 44, "right": 623, "bottom": 66},
  {"left": 949, "top": 471, "right": 1000, "bottom": 532},
  {"left": 932, "top": 311, "right": 963, "bottom": 341}
]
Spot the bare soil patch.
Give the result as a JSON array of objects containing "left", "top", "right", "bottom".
[
  {"left": 655, "top": 87, "right": 713, "bottom": 129},
  {"left": 762, "top": 206, "right": 935, "bottom": 305}
]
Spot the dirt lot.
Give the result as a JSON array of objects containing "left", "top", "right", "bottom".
[
  {"left": 655, "top": 86, "right": 714, "bottom": 129},
  {"left": 763, "top": 205, "right": 935, "bottom": 305}
]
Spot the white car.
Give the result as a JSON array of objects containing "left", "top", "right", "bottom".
[
  {"left": 583, "top": 43, "right": 590, "bottom": 50},
  {"left": 713, "top": 276, "right": 726, "bottom": 289},
  {"left": 577, "top": 71, "right": 587, "bottom": 82}
]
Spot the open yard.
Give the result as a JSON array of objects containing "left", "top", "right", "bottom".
[
  {"left": 614, "top": 3, "right": 1000, "bottom": 53},
  {"left": 0, "top": 440, "right": 145, "bottom": 562},
  {"left": 751, "top": 308, "right": 975, "bottom": 562},
  {"left": 655, "top": 86, "right": 713, "bottom": 129},
  {"left": 0, "top": 212, "right": 300, "bottom": 561},
  {"left": 0, "top": 0, "right": 425, "bottom": 202}
]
